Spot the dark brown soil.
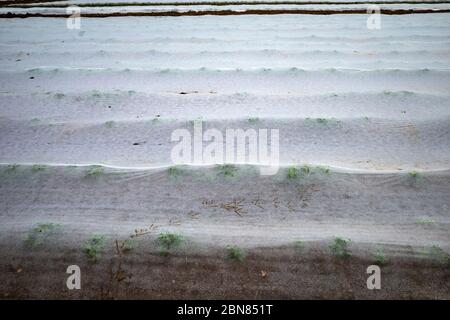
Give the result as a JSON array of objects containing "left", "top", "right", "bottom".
[{"left": 1, "top": 244, "right": 448, "bottom": 299}]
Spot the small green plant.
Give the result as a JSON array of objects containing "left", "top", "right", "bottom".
[
  {"left": 287, "top": 166, "right": 298, "bottom": 179},
  {"left": 105, "top": 121, "right": 114, "bottom": 128},
  {"left": 294, "top": 240, "right": 304, "bottom": 251},
  {"left": 373, "top": 247, "right": 388, "bottom": 265},
  {"left": 157, "top": 232, "right": 183, "bottom": 256},
  {"left": 86, "top": 165, "right": 104, "bottom": 177},
  {"left": 83, "top": 235, "right": 106, "bottom": 262},
  {"left": 217, "top": 164, "right": 237, "bottom": 177},
  {"left": 316, "top": 118, "right": 328, "bottom": 125},
  {"left": 91, "top": 90, "right": 101, "bottom": 98},
  {"left": 168, "top": 166, "right": 184, "bottom": 178},
  {"left": 330, "top": 237, "right": 352, "bottom": 257},
  {"left": 409, "top": 171, "right": 423, "bottom": 185},
  {"left": 30, "top": 118, "right": 40, "bottom": 124},
  {"left": 24, "top": 223, "right": 61, "bottom": 248},
  {"left": 226, "top": 245, "right": 244, "bottom": 262},
  {"left": 5, "top": 164, "right": 19, "bottom": 173},
  {"left": 306, "top": 117, "right": 340, "bottom": 126},
  {"left": 31, "top": 164, "right": 46, "bottom": 173},
  {"left": 315, "top": 165, "right": 330, "bottom": 174},
  {"left": 300, "top": 165, "right": 310, "bottom": 175},
  {"left": 248, "top": 117, "right": 259, "bottom": 124},
  {"left": 409, "top": 171, "right": 418, "bottom": 179},
  {"left": 416, "top": 217, "right": 435, "bottom": 225},
  {"left": 425, "top": 245, "right": 450, "bottom": 265}
]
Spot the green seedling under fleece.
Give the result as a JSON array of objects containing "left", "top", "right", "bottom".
[
  {"left": 168, "top": 166, "right": 185, "bottom": 177},
  {"left": 373, "top": 248, "right": 387, "bottom": 265},
  {"left": 5, "top": 164, "right": 19, "bottom": 173},
  {"left": 86, "top": 165, "right": 104, "bottom": 177},
  {"left": 83, "top": 235, "right": 106, "bottom": 262},
  {"left": 425, "top": 245, "right": 450, "bottom": 265},
  {"left": 330, "top": 237, "right": 352, "bottom": 257},
  {"left": 31, "top": 164, "right": 46, "bottom": 173},
  {"left": 226, "top": 245, "right": 244, "bottom": 262},
  {"left": 24, "top": 223, "right": 61, "bottom": 248},
  {"left": 157, "top": 232, "right": 183, "bottom": 256},
  {"left": 217, "top": 164, "right": 237, "bottom": 177},
  {"left": 287, "top": 166, "right": 298, "bottom": 179}
]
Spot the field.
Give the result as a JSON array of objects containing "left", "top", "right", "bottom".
[{"left": 0, "top": 2, "right": 449, "bottom": 299}]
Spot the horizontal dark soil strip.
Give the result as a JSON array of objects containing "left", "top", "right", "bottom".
[
  {"left": 1, "top": 244, "right": 449, "bottom": 299},
  {"left": 1, "top": 8, "right": 449, "bottom": 17},
  {"left": 4, "top": 1, "right": 450, "bottom": 8}
]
